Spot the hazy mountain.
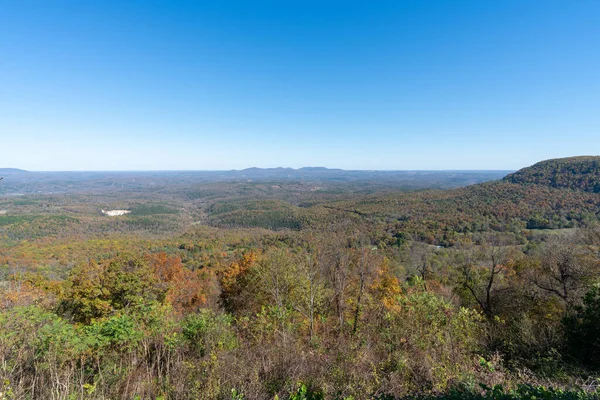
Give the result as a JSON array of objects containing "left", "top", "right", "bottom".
[
  {"left": 0, "top": 168, "right": 28, "bottom": 174},
  {"left": 0, "top": 168, "right": 512, "bottom": 195}
]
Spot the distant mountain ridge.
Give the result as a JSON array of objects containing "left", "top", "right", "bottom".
[
  {"left": 225, "top": 167, "right": 510, "bottom": 183},
  {"left": 0, "top": 168, "right": 28, "bottom": 174},
  {"left": 0, "top": 168, "right": 510, "bottom": 196},
  {"left": 503, "top": 156, "right": 600, "bottom": 193}
]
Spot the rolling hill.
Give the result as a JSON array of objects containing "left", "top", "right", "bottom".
[
  {"left": 503, "top": 156, "right": 600, "bottom": 193},
  {"left": 314, "top": 157, "right": 600, "bottom": 244}
]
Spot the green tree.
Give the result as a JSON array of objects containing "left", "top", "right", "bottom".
[{"left": 563, "top": 283, "right": 600, "bottom": 367}]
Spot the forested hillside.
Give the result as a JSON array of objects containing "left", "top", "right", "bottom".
[
  {"left": 504, "top": 156, "right": 600, "bottom": 193},
  {"left": 1, "top": 158, "right": 600, "bottom": 399},
  {"left": 325, "top": 180, "right": 600, "bottom": 245}
]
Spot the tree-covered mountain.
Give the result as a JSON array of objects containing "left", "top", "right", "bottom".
[
  {"left": 503, "top": 156, "right": 600, "bottom": 193},
  {"left": 309, "top": 157, "right": 600, "bottom": 243}
]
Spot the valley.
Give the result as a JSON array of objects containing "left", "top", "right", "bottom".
[{"left": 1, "top": 157, "right": 600, "bottom": 399}]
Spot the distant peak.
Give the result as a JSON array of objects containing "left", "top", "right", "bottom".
[
  {"left": 298, "top": 167, "right": 331, "bottom": 171},
  {"left": 241, "top": 167, "right": 293, "bottom": 172},
  {"left": 0, "top": 168, "right": 28, "bottom": 173}
]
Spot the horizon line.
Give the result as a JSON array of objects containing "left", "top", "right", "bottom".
[{"left": 0, "top": 167, "right": 516, "bottom": 173}]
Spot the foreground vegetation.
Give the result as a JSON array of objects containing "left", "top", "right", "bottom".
[{"left": 1, "top": 157, "right": 600, "bottom": 399}]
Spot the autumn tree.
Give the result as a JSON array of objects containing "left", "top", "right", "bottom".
[
  {"left": 219, "top": 251, "right": 258, "bottom": 314},
  {"left": 148, "top": 252, "right": 207, "bottom": 313},
  {"left": 60, "top": 255, "right": 164, "bottom": 323}
]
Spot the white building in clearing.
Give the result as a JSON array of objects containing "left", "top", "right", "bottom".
[{"left": 101, "top": 209, "right": 131, "bottom": 216}]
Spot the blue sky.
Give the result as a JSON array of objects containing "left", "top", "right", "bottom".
[{"left": 1, "top": 0, "right": 599, "bottom": 171}]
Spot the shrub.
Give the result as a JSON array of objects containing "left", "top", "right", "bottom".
[
  {"left": 376, "top": 283, "right": 485, "bottom": 392},
  {"left": 182, "top": 309, "right": 237, "bottom": 357}
]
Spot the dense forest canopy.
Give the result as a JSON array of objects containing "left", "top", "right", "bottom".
[
  {"left": 503, "top": 156, "right": 600, "bottom": 193},
  {"left": 1, "top": 157, "right": 600, "bottom": 399}
]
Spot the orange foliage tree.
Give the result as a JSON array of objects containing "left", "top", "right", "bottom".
[
  {"left": 147, "top": 252, "right": 208, "bottom": 313},
  {"left": 219, "top": 251, "right": 258, "bottom": 314}
]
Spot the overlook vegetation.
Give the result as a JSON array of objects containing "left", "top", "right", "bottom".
[{"left": 1, "top": 157, "right": 600, "bottom": 399}]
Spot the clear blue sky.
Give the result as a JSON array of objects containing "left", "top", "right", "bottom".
[{"left": 1, "top": 0, "right": 599, "bottom": 171}]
